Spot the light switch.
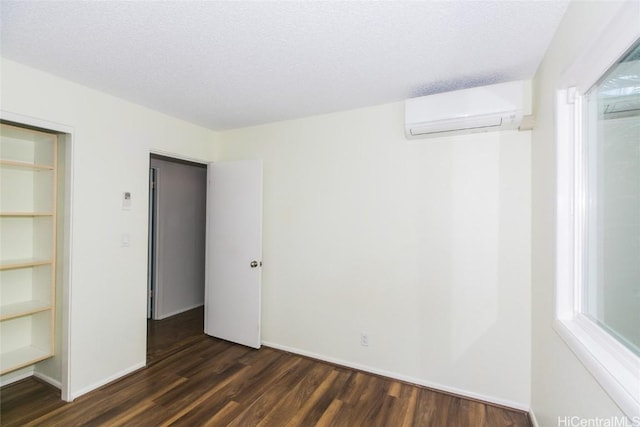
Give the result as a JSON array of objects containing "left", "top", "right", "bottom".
[
  {"left": 121, "top": 233, "right": 130, "bottom": 247},
  {"left": 122, "top": 192, "right": 132, "bottom": 210}
]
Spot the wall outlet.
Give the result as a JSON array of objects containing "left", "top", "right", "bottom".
[{"left": 361, "top": 332, "right": 369, "bottom": 347}]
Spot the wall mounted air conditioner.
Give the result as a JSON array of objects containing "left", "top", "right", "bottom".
[{"left": 404, "top": 81, "right": 525, "bottom": 139}]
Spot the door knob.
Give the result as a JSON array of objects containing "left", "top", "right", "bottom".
[{"left": 250, "top": 261, "right": 258, "bottom": 268}]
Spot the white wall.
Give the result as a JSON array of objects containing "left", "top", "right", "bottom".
[
  {"left": 530, "top": 1, "right": 632, "bottom": 424},
  {"left": 0, "top": 58, "right": 217, "bottom": 398},
  {"left": 218, "top": 99, "right": 532, "bottom": 407}
]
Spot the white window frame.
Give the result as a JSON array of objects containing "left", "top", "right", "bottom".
[{"left": 554, "top": 0, "right": 640, "bottom": 419}]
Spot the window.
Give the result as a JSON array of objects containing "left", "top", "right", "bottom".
[
  {"left": 554, "top": 2, "right": 640, "bottom": 419},
  {"left": 583, "top": 42, "right": 640, "bottom": 357}
]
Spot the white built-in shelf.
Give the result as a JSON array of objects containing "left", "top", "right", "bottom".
[
  {"left": 0, "top": 346, "right": 51, "bottom": 375},
  {"left": 0, "top": 123, "right": 57, "bottom": 375},
  {"left": 0, "top": 259, "right": 52, "bottom": 271},
  {"left": 0, "top": 159, "right": 54, "bottom": 170},
  {"left": 0, "top": 301, "right": 51, "bottom": 321}
]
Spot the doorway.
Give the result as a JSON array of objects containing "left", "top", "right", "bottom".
[
  {"left": 147, "top": 157, "right": 264, "bottom": 356},
  {"left": 146, "top": 154, "right": 207, "bottom": 321}
]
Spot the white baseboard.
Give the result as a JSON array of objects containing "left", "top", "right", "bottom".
[
  {"left": 33, "top": 371, "right": 62, "bottom": 389},
  {"left": 0, "top": 368, "right": 62, "bottom": 390},
  {"left": 0, "top": 366, "right": 34, "bottom": 387},
  {"left": 153, "top": 303, "right": 204, "bottom": 320},
  {"left": 262, "top": 340, "right": 529, "bottom": 413},
  {"left": 68, "top": 361, "right": 145, "bottom": 401},
  {"left": 529, "top": 408, "right": 540, "bottom": 427}
]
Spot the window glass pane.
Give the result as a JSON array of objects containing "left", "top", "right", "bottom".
[{"left": 584, "top": 41, "right": 640, "bottom": 355}]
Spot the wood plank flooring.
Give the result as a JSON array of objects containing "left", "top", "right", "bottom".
[{"left": 1, "top": 307, "right": 531, "bottom": 426}]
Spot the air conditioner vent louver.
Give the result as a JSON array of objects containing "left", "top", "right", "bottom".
[{"left": 405, "top": 81, "right": 525, "bottom": 139}]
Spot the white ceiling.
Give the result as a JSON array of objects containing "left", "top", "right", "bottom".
[{"left": 0, "top": 1, "right": 569, "bottom": 131}]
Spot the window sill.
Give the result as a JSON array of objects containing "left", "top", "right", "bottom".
[{"left": 554, "top": 316, "right": 640, "bottom": 418}]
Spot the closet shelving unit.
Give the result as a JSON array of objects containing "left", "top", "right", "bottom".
[{"left": 0, "top": 123, "right": 57, "bottom": 374}]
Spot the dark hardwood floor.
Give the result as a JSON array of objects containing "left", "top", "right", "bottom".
[
  {"left": 1, "top": 307, "right": 531, "bottom": 426},
  {"left": 146, "top": 305, "right": 206, "bottom": 366}
]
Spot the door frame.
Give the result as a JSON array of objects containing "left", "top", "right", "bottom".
[{"left": 147, "top": 167, "right": 158, "bottom": 319}]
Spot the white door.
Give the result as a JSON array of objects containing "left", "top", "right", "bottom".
[{"left": 205, "top": 160, "right": 263, "bottom": 349}]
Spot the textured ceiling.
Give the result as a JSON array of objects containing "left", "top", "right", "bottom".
[{"left": 0, "top": 1, "right": 569, "bottom": 130}]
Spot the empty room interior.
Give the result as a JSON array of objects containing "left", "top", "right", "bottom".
[{"left": 0, "top": 1, "right": 639, "bottom": 426}]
